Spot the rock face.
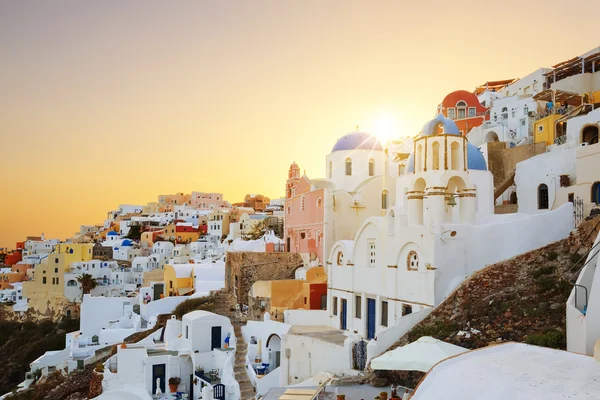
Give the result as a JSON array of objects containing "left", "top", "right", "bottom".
[
  {"left": 87, "top": 370, "right": 103, "bottom": 398},
  {"left": 225, "top": 252, "right": 303, "bottom": 306},
  {"left": 366, "top": 216, "right": 600, "bottom": 388}
]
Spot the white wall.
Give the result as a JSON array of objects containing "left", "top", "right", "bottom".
[
  {"left": 81, "top": 295, "right": 133, "bottom": 338},
  {"left": 326, "top": 148, "right": 386, "bottom": 193}
]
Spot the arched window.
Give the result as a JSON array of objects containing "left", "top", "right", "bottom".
[
  {"left": 67, "top": 280, "right": 77, "bottom": 287},
  {"left": 317, "top": 197, "right": 322, "bottom": 207},
  {"left": 456, "top": 101, "right": 467, "bottom": 119},
  {"left": 381, "top": 190, "right": 389, "bottom": 210},
  {"left": 368, "top": 159, "right": 374, "bottom": 176},
  {"left": 538, "top": 184, "right": 549, "bottom": 209},
  {"left": 407, "top": 251, "right": 419, "bottom": 271},
  {"left": 345, "top": 158, "right": 352, "bottom": 176},
  {"left": 450, "top": 142, "right": 460, "bottom": 170},
  {"left": 301, "top": 196, "right": 305, "bottom": 211},
  {"left": 432, "top": 142, "right": 440, "bottom": 170},
  {"left": 328, "top": 161, "right": 332, "bottom": 179},
  {"left": 417, "top": 145, "right": 423, "bottom": 172}
]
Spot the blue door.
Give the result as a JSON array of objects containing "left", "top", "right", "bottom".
[
  {"left": 340, "top": 299, "right": 347, "bottom": 330},
  {"left": 595, "top": 183, "right": 600, "bottom": 205},
  {"left": 367, "top": 298, "right": 376, "bottom": 339}
]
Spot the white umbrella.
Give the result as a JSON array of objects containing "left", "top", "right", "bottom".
[{"left": 371, "top": 336, "right": 468, "bottom": 372}]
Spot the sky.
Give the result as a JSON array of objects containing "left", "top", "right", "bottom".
[{"left": 1, "top": 0, "right": 599, "bottom": 248}]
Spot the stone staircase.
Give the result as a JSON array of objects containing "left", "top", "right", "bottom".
[{"left": 212, "top": 290, "right": 255, "bottom": 400}]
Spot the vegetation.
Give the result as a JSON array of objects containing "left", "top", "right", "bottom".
[
  {"left": 546, "top": 251, "right": 558, "bottom": 261},
  {"left": 0, "top": 316, "right": 79, "bottom": 395},
  {"left": 125, "top": 225, "right": 143, "bottom": 241},
  {"left": 172, "top": 295, "right": 216, "bottom": 320},
  {"left": 77, "top": 273, "right": 97, "bottom": 295},
  {"left": 525, "top": 329, "right": 566, "bottom": 349},
  {"left": 245, "top": 221, "right": 265, "bottom": 241}
]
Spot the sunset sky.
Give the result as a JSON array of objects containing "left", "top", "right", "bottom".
[{"left": 1, "top": 0, "right": 599, "bottom": 248}]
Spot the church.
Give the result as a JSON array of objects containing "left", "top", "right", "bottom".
[{"left": 326, "top": 114, "right": 574, "bottom": 340}]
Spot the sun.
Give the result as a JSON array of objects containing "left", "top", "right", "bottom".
[{"left": 371, "top": 113, "right": 400, "bottom": 143}]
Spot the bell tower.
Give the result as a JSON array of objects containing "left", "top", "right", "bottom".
[{"left": 286, "top": 162, "right": 301, "bottom": 199}]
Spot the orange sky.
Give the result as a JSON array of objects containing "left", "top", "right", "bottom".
[{"left": 1, "top": 1, "right": 599, "bottom": 248}]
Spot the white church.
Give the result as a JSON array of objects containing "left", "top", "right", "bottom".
[{"left": 326, "top": 114, "right": 574, "bottom": 340}]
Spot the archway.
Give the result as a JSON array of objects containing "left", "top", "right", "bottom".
[
  {"left": 581, "top": 125, "right": 599, "bottom": 145},
  {"left": 445, "top": 176, "right": 473, "bottom": 223},
  {"left": 409, "top": 178, "right": 426, "bottom": 225},
  {"left": 485, "top": 131, "right": 499, "bottom": 143},
  {"left": 266, "top": 334, "right": 282, "bottom": 370},
  {"left": 538, "top": 184, "right": 549, "bottom": 210}
]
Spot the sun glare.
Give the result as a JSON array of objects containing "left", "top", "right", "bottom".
[{"left": 372, "top": 114, "right": 400, "bottom": 143}]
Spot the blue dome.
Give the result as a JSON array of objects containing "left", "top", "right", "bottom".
[
  {"left": 121, "top": 239, "right": 133, "bottom": 246},
  {"left": 406, "top": 142, "right": 486, "bottom": 172},
  {"left": 331, "top": 132, "right": 383, "bottom": 152},
  {"left": 420, "top": 114, "right": 460, "bottom": 136},
  {"left": 107, "top": 231, "right": 118, "bottom": 236}
]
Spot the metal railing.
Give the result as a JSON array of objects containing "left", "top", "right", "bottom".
[{"left": 555, "top": 135, "right": 567, "bottom": 145}]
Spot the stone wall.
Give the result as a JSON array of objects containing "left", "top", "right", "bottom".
[
  {"left": 487, "top": 141, "right": 546, "bottom": 192},
  {"left": 225, "top": 252, "right": 303, "bottom": 307}
]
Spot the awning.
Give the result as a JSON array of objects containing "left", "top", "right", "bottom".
[
  {"left": 177, "top": 287, "right": 194, "bottom": 295},
  {"left": 533, "top": 89, "right": 583, "bottom": 106},
  {"left": 371, "top": 336, "right": 468, "bottom": 372}
]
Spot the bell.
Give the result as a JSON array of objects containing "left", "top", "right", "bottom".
[{"left": 447, "top": 196, "right": 457, "bottom": 207}]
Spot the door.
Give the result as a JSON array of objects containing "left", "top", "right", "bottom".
[
  {"left": 211, "top": 326, "right": 222, "bottom": 350},
  {"left": 152, "top": 364, "right": 166, "bottom": 394},
  {"left": 214, "top": 383, "right": 226, "bottom": 400},
  {"left": 367, "top": 298, "right": 376, "bottom": 339},
  {"left": 286, "top": 237, "right": 290, "bottom": 252},
  {"left": 340, "top": 299, "right": 347, "bottom": 330},
  {"left": 189, "top": 374, "right": 194, "bottom": 398},
  {"left": 153, "top": 283, "right": 164, "bottom": 300}
]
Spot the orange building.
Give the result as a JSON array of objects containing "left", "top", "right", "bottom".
[
  {"left": 438, "top": 90, "right": 488, "bottom": 135},
  {"left": 233, "top": 194, "right": 270, "bottom": 212},
  {"left": 0, "top": 264, "right": 30, "bottom": 290},
  {"left": 4, "top": 251, "right": 22, "bottom": 266}
]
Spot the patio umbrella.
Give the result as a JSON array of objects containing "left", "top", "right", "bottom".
[{"left": 371, "top": 336, "right": 468, "bottom": 372}]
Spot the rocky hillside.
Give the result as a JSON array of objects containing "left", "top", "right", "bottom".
[{"left": 369, "top": 217, "right": 600, "bottom": 387}]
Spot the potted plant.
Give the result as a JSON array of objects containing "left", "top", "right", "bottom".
[
  {"left": 380, "top": 392, "right": 388, "bottom": 400},
  {"left": 169, "top": 377, "right": 181, "bottom": 392},
  {"left": 336, "top": 395, "right": 345, "bottom": 400}
]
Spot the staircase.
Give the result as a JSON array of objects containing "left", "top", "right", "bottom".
[{"left": 212, "top": 290, "right": 255, "bottom": 400}]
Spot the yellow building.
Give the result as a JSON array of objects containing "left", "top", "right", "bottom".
[
  {"left": 54, "top": 243, "right": 94, "bottom": 266},
  {"left": 534, "top": 113, "right": 563, "bottom": 146},
  {"left": 22, "top": 253, "right": 71, "bottom": 317},
  {"left": 163, "top": 264, "right": 194, "bottom": 297}
]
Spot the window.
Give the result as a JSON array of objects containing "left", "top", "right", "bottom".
[
  {"left": 345, "top": 158, "right": 352, "bottom": 176},
  {"left": 320, "top": 294, "right": 327, "bottom": 310},
  {"left": 317, "top": 197, "right": 322, "bottom": 207},
  {"left": 432, "top": 141, "right": 440, "bottom": 170},
  {"left": 407, "top": 250, "right": 419, "bottom": 271},
  {"left": 568, "top": 193, "right": 574, "bottom": 203},
  {"left": 368, "top": 240, "right": 376, "bottom": 266},
  {"left": 43, "top": 277, "right": 46, "bottom": 284},
  {"left": 538, "top": 184, "right": 549, "bottom": 210},
  {"left": 328, "top": 161, "right": 332, "bottom": 179},
  {"left": 468, "top": 107, "right": 476, "bottom": 117},
  {"left": 333, "top": 297, "right": 338, "bottom": 315},
  {"left": 300, "top": 231, "right": 306, "bottom": 239},
  {"left": 398, "top": 164, "right": 405, "bottom": 176},
  {"left": 304, "top": 297, "right": 307, "bottom": 304},
  {"left": 511, "top": 109, "right": 516, "bottom": 118},
  {"left": 55, "top": 258, "right": 59, "bottom": 264},
  {"left": 523, "top": 106, "right": 529, "bottom": 115},
  {"left": 368, "top": 159, "right": 374, "bottom": 176},
  {"left": 501, "top": 107, "right": 508, "bottom": 120},
  {"left": 355, "top": 296, "right": 362, "bottom": 319},
  {"left": 301, "top": 196, "right": 305, "bottom": 211},
  {"left": 402, "top": 304, "right": 413, "bottom": 316},
  {"left": 593, "top": 182, "right": 600, "bottom": 205},
  {"left": 185, "top": 325, "right": 189, "bottom": 339},
  {"left": 381, "top": 301, "right": 388, "bottom": 327},
  {"left": 381, "top": 190, "right": 388, "bottom": 210},
  {"left": 55, "top": 268, "right": 58, "bottom": 273},
  {"left": 336, "top": 251, "right": 344, "bottom": 266},
  {"left": 447, "top": 108, "right": 456, "bottom": 120},
  {"left": 56, "top": 277, "right": 59, "bottom": 285}
]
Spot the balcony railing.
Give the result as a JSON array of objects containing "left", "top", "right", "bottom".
[{"left": 555, "top": 135, "right": 567, "bottom": 145}]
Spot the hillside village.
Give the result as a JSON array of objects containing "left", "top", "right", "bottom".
[{"left": 3, "top": 46, "right": 600, "bottom": 399}]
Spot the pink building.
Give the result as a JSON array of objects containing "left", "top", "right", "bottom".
[
  {"left": 191, "top": 191, "right": 228, "bottom": 209},
  {"left": 284, "top": 163, "right": 326, "bottom": 262}
]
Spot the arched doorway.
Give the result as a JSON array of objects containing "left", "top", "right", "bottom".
[
  {"left": 485, "top": 131, "right": 499, "bottom": 143},
  {"left": 582, "top": 125, "right": 599, "bottom": 145},
  {"left": 538, "top": 184, "right": 549, "bottom": 210},
  {"left": 266, "top": 334, "right": 281, "bottom": 370}
]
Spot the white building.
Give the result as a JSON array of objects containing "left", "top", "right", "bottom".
[{"left": 325, "top": 114, "right": 573, "bottom": 341}]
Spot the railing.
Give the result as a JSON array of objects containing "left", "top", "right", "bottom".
[{"left": 555, "top": 135, "right": 567, "bottom": 145}]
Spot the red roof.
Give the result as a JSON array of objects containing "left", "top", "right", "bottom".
[{"left": 441, "top": 90, "right": 487, "bottom": 112}]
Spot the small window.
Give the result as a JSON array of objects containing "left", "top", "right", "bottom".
[
  {"left": 301, "top": 196, "right": 305, "bottom": 211},
  {"left": 407, "top": 250, "right": 419, "bottom": 271},
  {"left": 568, "top": 193, "right": 574, "bottom": 203},
  {"left": 333, "top": 297, "right": 338, "bottom": 316},
  {"left": 300, "top": 231, "right": 306, "bottom": 239},
  {"left": 336, "top": 251, "right": 344, "bottom": 266},
  {"left": 538, "top": 184, "right": 549, "bottom": 210},
  {"left": 55, "top": 258, "right": 59, "bottom": 264},
  {"left": 55, "top": 268, "right": 58, "bottom": 273},
  {"left": 355, "top": 296, "right": 362, "bottom": 319},
  {"left": 447, "top": 108, "right": 456, "bottom": 120},
  {"left": 468, "top": 107, "right": 476, "bottom": 117},
  {"left": 368, "top": 240, "right": 376, "bottom": 266},
  {"left": 56, "top": 277, "right": 59, "bottom": 285},
  {"left": 368, "top": 159, "right": 374, "bottom": 176},
  {"left": 402, "top": 304, "right": 413, "bottom": 316},
  {"left": 398, "top": 164, "right": 405, "bottom": 176},
  {"left": 43, "top": 277, "right": 47, "bottom": 284},
  {"left": 381, "top": 301, "right": 388, "bottom": 327},
  {"left": 317, "top": 198, "right": 322, "bottom": 208},
  {"left": 304, "top": 297, "right": 307, "bottom": 305},
  {"left": 381, "top": 190, "right": 388, "bottom": 210},
  {"left": 185, "top": 325, "right": 189, "bottom": 339},
  {"left": 345, "top": 158, "right": 352, "bottom": 176}
]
